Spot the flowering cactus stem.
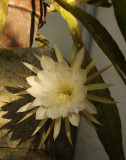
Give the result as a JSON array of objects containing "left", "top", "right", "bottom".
[{"left": 49, "top": 1, "right": 84, "bottom": 51}]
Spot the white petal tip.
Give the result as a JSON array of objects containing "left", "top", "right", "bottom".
[
  {"left": 17, "top": 109, "right": 23, "bottom": 113},
  {"left": 72, "top": 47, "right": 85, "bottom": 72},
  {"left": 53, "top": 43, "right": 63, "bottom": 63},
  {"left": 22, "top": 61, "right": 26, "bottom": 65}
]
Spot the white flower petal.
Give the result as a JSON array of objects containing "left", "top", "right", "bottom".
[
  {"left": 32, "top": 118, "right": 48, "bottom": 136},
  {"left": 72, "top": 47, "right": 85, "bottom": 73},
  {"left": 27, "top": 86, "right": 47, "bottom": 98},
  {"left": 37, "top": 70, "right": 57, "bottom": 88},
  {"left": 41, "top": 121, "right": 54, "bottom": 145},
  {"left": 68, "top": 112, "right": 80, "bottom": 127},
  {"left": 26, "top": 76, "right": 42, "bottom": 87},
  {"left": 36, "top": 106, "right": 47, "bottom": 120},
  {"left": 82, "top": 110, "right": 101, "bottom": 125},
  {"left": 86, "top": 83, "right": 113, "bottom": 91},
  {"left": 17, "top": 102, "right": 33, "bottom": 112},
  {"left": 85, "top": 54, "right": 102, "bottom": 74},
  {"left": 26, "top": 76, "right": 49, "bottom": 98},
  {"left": 86, "top": 65, "right": 112, "bottom": 84},
  {"left": 85, "top": 100, "right": 97, "bottom": 114},
  {"left": 40, "top": 55, "right": 55, "bottom": 71},
  {"left": 54, "top": 61, "right": 69, "bottom": 72},
  {"left": 31, "top": 98, "right": 45, "bottom": 107},
  {"left": 65, "top": 117, "right": 73, "bottom": 145},
  {"left": 53, "top": 118, "right": 62, "bottom": 140},
  {"left": 34, "top": 53, "right": 41, "bottom": 61},
  {"left": 14, "top": 90, "right": 28, "bottom": 96},
  {"left": 22, "top": 62, "right": 40, "bottom": 74},
  {"left": 86, "top": 94, "right": 115, "bottom": 104},
  {"left": 54, "top": 43, "right": 64, "bottom": 63},
  {"left": 47, "top": 106, "right": 61, "bottom": 119},
  {"left": 18, "top": 107, "right": 38, "bottom": 123},
  {"left": 74, "top": 69, "right": 87, "bottom": 84}
]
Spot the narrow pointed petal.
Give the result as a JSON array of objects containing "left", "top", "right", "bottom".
[
  {"left": 53, "top": 118, "right": 62, "bottom": 140},
  {"left": 16, "top": 84, "right": 26, "bottom": 89},
  {"left": 86, "top": 83, "right": 113, "bottom": 91},
  {"left": 14, "top": 90, "right": 28, "bottom": 96},
  {"left": 81, "top": 112, "right": 97, "bottom": 129},
  {"left": 86, "top": 65, "right": 112, "bottom": 83},
  {"left": 22, "top": 62, "right": 40, "bottom": 74},
  {"left": 72, "top": 47, "right": 85, "bottom": 73},
  {"left": 17, "top": 107, "right": 39, "bottom": 124},
  {"left": 68, "top": 113, "right": 80, "bottom": 127},
  {"left": 65, "top": 117, "right": 73, "bottom": 145},
  {"left": 26, "top": 76, "right": 43, "bottom": 88},
  {"left": 85, "top": 100, "right": 97, "bottom": 114},
  {"left": 36, "top": 107, "right": 47, "bottom": 120},
  {"left": 86, "top": 94, "right": 116, "bottom": 104},
  {"left": 17, "top": 102, "right": 33, "bottom": 112},
  {"left": 17, "top": 73, "right": 31, "bottom": 78},
  {"left": 32, "top": 98, "right": 44, "bottom": 107},
  {"left": 85, "top": 54, "right": 102, "bottom": 74},
  {"left": 82, "top": 110, "right": 101, "bottom": 125},
  {"left": 34, "top": 53, "right": 41, "bottom": 61},
  {"left": 40, "top": 55, "right": 55, "bottom": 71},
  {"left": 70, "top": 45, "right": 76, "bottom": 67},
  {"left": 54, "top": 43, "right": 64, "bottom": 63},
  {"left": 32, "top": 118, "right": 48, "bottom": 136},
  {"left": 41, "top": 121, "right": 54, "bottom": 145}
]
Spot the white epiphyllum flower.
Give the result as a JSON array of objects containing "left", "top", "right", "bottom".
[{"left": 16, "top": 44, "right": 114, "bottom": 145}]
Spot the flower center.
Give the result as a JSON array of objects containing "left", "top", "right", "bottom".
[{"left": 57, "top": 89, "right": 73, "bottom": 103}]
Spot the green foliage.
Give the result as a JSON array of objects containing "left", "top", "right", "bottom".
[
  {"left": 87, "top": 0, "right": 111, "bottom": 7},
  {"left": 112, "top": 0, "right": 126, "bottom": 41}
]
